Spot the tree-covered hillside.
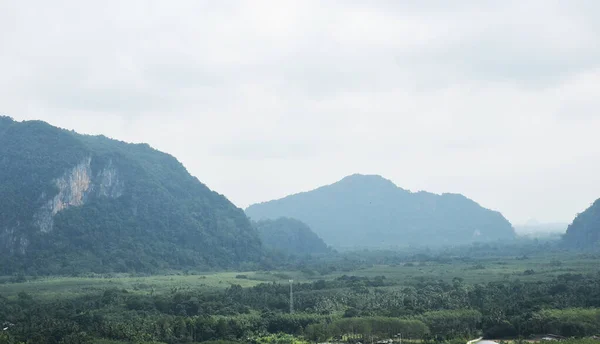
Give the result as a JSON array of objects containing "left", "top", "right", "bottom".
[
  {"left": 253, "top": 217, "right": 330, "bottom": 255},
  {"left": 246, "top": 174, "right": 515, "bottom": 248},
  {"left": 0, "top": 116, "right": 263, "bottom": 274},
  {"left": 562, "top": 198, "right": 600, "bottom": 249}
]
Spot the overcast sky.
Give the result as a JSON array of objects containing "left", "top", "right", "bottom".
[{"left": 2, "top": 1, "right": 600, "bottom": 225}]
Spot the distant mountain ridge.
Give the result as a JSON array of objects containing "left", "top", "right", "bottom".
[
  {"left": 562, "top": 199, "right": 600, "bottom": 249},
  {"left": 0, "top": 116, "right": 263, "bottom": 274},
  {"left": 253, "top": 217, "right": 330, "bottom": 255},
  {"left": 246, "top": 174, "right": 515, "bottom": 248}
]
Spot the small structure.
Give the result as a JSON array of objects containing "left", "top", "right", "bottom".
[
  {"left": 2, "top": 322, "right": 15, "bottom": 331},
  {"left": 376, "top": 340, "right": 393, "bottom": 344},
  {"left": 529, "top": 334, "right": 566, "bottom": 342},
  {"left": 541, "top": 334, "right": 566, "bottom": 341}
]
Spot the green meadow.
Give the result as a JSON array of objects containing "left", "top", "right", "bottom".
[{"left": 2, "top": 252, "right": 598, "bottom": 300}]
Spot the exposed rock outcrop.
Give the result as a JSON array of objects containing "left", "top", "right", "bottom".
[
  {"left": 33, "top": 157, "right": 124, "bottom": 233},
  {"left": 96, "top": 160, "right": 124, "bottom": 198},
  {"left": 0, "top": 117, "right": 264, "bottom": 274},
  {"left": 0, "top": 226, "right": 29, "bottom": 255}
]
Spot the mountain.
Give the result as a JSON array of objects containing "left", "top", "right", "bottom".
[
  {"left": 253, "top": 217, "right": 330, "bottom": 255},
  {"left": 245, "top": 174, "right": 515, "bottom": 248},
  {"left": 562, "top": 199, "right": 600, "bottom": 249},
  {"left": 0, "top": 116, "right": 263, "bottom": 274}
]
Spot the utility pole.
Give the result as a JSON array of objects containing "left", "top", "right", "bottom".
[{"left": 289, "top": 279, "right": 294, "bottom": 314}]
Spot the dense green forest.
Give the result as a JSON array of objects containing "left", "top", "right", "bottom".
[
  {"left": 246, "top": 174, "right": 516, "bottom": 248},
  {"left": 253, "top": 218, "right": 330, "bottom": 256},
  {"left": 1, "top": 251, "right": 600, "bottom": 344},
  {"left": 0, "top": 117, "right": 263, "bottom": 275}
]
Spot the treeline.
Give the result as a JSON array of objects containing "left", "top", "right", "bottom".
[
  {"left": 2, "top": 272, "right": 600, "bottom": 343},
  {"left": 0, "top": 236, "right": 575, "bottom": 277},
  {"left": 263, "top": 240, "right": 575, "bottom": 276},
  {"left": 305, "top": 317, "right": 429, "bottom": 342}
]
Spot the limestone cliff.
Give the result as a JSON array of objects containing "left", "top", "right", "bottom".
[
  {"left": 33, "top": 157, "right": 124, "bottom": 233},
  {"left": 0, "top": 156, "right": 125, "bottom": 255},
  {"left": 0, "top": 116, "right": 263, "bottom": 274}
]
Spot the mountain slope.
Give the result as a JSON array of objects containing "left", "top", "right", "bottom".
[
  {"left": 246, "top": 174, "right": 515, "bottom": 248},
  {"left": 562, "top": 199, "right": 600, "bottom": 249},
  {"left": 0, "top": 116, "right": 263, "bottom": 274},
  {"left": 253, "top": 217, "right": 329, "bottom": 255}
]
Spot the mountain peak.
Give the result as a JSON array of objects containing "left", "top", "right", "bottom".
[
  {"left": 333, "top": 174, "right": 406, "bottom": 193},
  {"left": 339, "top": 173, "right": 395, "bottom": 184},
  {"left": 246, "top": 175, "right": 514, "bottom": 248}
]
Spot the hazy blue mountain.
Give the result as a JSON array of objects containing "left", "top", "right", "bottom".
[
  {"left": 562, "top": 199, "right": 600, "bottom": 249},
  {"left": 253, "top": 217, "right": 330, "bottom": 255},
  {"left": 246, "top": 174, "right": 515, "bottom": 248},
  {"left": 0, "top": 116, "right": 263, "bottom": 274}
]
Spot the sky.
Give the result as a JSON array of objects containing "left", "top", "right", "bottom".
[{"left": 1, "top": 1, "right": 600, "bottom": 225}]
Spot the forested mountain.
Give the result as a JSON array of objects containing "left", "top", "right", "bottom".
[
  {"left": 0, "top": 116, "right": 263, "bottom": 274},
  {"left": 253, "top": 217, "right": 330, "bottom": 255},
  {"left": 562, "top": 198, "right": 600, "bottom": 249},
  {"left": 246, "top": 174, "right": 515, "bottom": 248}
]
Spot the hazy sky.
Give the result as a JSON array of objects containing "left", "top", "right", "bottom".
[{"left": 2, "top": 1, "right": 599, "bottom": 225}]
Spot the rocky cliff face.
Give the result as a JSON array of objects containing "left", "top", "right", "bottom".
[
  {"left": 0, "top": 156, "right": 125, "bottom": 255},
  {"left": 0, "top": 226, "right": 29, "bottom": 255},
  {"left": 33, "top": 157, "right": 124, "bottom": 234}
]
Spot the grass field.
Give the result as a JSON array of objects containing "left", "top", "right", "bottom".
[
  {"left": 1, "top": 252, "right": 598, "bottom": 300},
  {"left": 338, "top": 253, "right": 600, "bottom": 284},
  {"left": 0, "top": 271, "right": 266, "bottom": 299}
]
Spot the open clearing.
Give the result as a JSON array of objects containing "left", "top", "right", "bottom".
[{"left": 1, "top": 252, "right": 598, "bottom": 299}]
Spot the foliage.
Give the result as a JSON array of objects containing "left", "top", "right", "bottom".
[
  {"left": 253, "top": 218, "right": 330, "bottom": 255},
  {"left": 531, "top": 308, "right": 600, "bottom": 337},
  {"left": 421, "top": 310, "right": 481, "bottom": 338},
  {"left": 2, "top": 255, "right": 600, "bottom": 343},
  {"left": 250, "top": 333, "right": 309, "bottom": 344}
]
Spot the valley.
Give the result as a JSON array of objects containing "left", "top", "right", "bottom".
[
  {"left": 2, "top": 118, "right": 600, "bottom": 344},
  {"left": 2, "top": 250, "right": 600, "bottom": 343}
]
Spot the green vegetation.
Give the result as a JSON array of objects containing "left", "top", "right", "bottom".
[
  {"left": 2, "top": 117, "right": 600, "bottom": 344},
  {"left": 253, "top": 218, "right": 330, "bottom": 255},
  {"left": 0, "top": 116, "right": 263, "bottom": 275},
  {"left": 1, "top": 251, "right": 600, "bottom": 343},
  {"left": 246, "top": 174, "right": 515, "bottom": 248}
]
